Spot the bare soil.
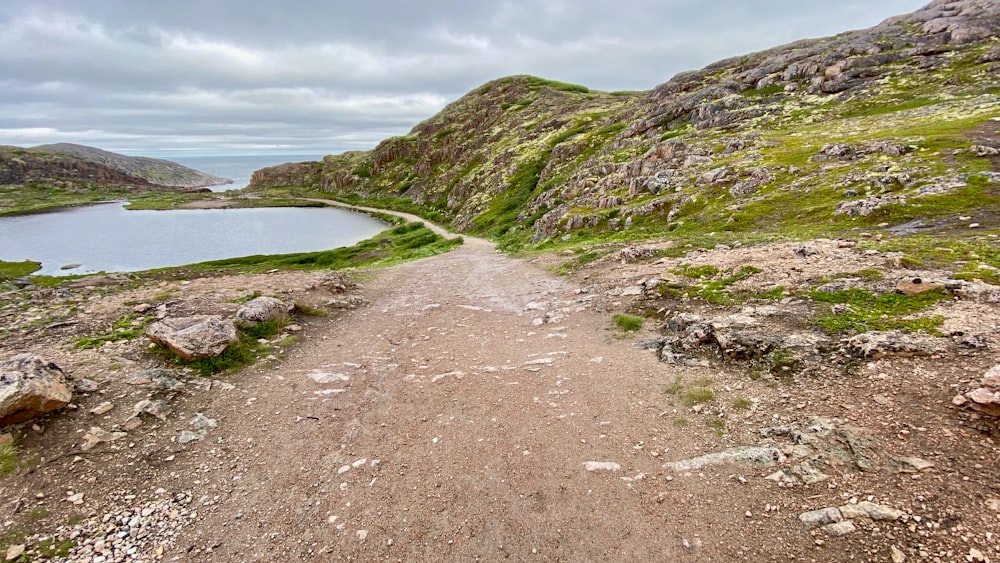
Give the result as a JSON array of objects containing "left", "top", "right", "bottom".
[{"left": 1, "top": 230, "right": 998, "bottom": 562}]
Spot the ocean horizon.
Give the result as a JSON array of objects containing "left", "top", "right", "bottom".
[{"left": 165, "top": 153, "right": 326, "bottom": 192}]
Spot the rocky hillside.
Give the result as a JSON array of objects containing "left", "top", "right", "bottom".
[
  {"left": 249, "top": 0, "right": 1000, "bottom": 254},
  {"left": 31, "top": 143, "right": 230, "bottom": 189}
]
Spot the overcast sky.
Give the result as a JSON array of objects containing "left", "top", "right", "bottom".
[{"left": 0, "top": 1, "right": 927, "bottom": 157}]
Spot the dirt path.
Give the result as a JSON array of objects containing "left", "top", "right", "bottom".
[
  {"left": 157, "top": 233, "right": 798, "bottom": 561},
  {"left": 4, "top": 208, "right": 997, "bottom": 561}
]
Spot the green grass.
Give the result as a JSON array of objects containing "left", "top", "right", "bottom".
[
  {"left": 732, "top": 397, "right": 752, "bottom": 410},
  {"left": 672, "top": 264, "right": 720, "bottom": 279},
  {"left": 228, "top": 291, "right": 263, "bottom": 304},
  {"left": 322, "top": 192, "right": 452, "bottom": 224},
  {"left": 612, "top": 313, "right": 644, "bottom": 332},
  {"left": 681, "top": 386, "right": 715, "bottom": 407},
  {"left": 274, "top": 335, "right": 300, "bottom": 347},
  {"left": 35, "top": 538, "right": 76, "bottom": 558},
  {"left": 706, "top": 417, "right": 725, "bottom": 436},
  {"left": 0, "top": 260, "right": 41, "bottom": 279},
  {"left": 470, "top": 152, "right": 549, "bottom": 241},
  {"left": 755, "top": 286, "right": 786, "bottom": 300},
  {"left": 664, "top": 375, "right": 685, "bottom": 396},
  {"left": 170, "top": 222, "right": 461, "bottom": 275},
  {"left": 0, "top": 440, "right": 16, "bottom": 478},
  {"left": 809, "top": 287, "right": 951, "bottom": 335},
  {"left": 521, "top": 76, "right": 591, "bottom": 94},
  {"left": 292, "top": 302, "right": 327, "bottom": 317},
  {"left": 742, "top": 83, "right": 784, "bottom": 98},
  {"left": 125, "top": 193, "right": 328, "bottom": 211},
  {"left": 74, "top": 313, "right": 151, "bottom": 349},
  {"left": 154, "top": 318, "right": 289, "bottom": 376},
  {"left": 668, "top": 265, "right": 763, "bottom": 306}
]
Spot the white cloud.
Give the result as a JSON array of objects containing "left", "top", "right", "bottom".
[{"left": 0, "top": 1, "right": 929, "bottom": 155}]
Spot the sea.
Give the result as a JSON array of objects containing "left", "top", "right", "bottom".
[{"left": 165, "top": 154, "right": 326, "bottom": 192}]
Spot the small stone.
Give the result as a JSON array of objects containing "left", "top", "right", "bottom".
[
  {"left": 822, "top": 520, "right": 856, "bottom": 536},
  {"left": 953, "top": 395, "right": 969, "bottom": 406},
  {"left": 968, "top": 548, "right": 986, "bottom": 562},
  {"left": 356, "top": 530, "right": 368, "bottom": 541},
  {"left": 873, "top": 394, "right": 891, "bottom": 406},
  {"left": 986, "top": 497, "right": 1000, "bottom": 512},
  {"left": 178, "top": 430, "right": 205, "bottom": 444},
  {"left": 121, "top": 417, "right": 143, "bottom": 431},
  {"left": 894, "top": 456, "right": 935, "bottom": 473},
  {"left": 189, "top": 413, "right": 218, "bottom": 430},
  {"left": 74, "top": 378, "right": 100, "bottom": 393},
  {"left": 132, "top": 399, "right": 172, "bottom": 421},
  {"left": 799, "top": 507, "right": 842, "bottom": 527},
  {"left": 89, "top": 401, "right": 114, "bottom": 415},
  {"left": 891, "top": 546, "right": 906, "bottom": 563},
  {"left": 855, "top": 501, "right": 903, "bottom": 521},
  {"left": 5, "top": 544, "right": 25, "bottom": 561},
  {"left": 583, "top": 461, "right": 621, "bottom": 472},
  {"left": 81, "top": 426, "right": 127, "bottom": 451}
]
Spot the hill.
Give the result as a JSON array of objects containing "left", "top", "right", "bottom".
[
  {"left": 248, "top": 0, "right": 1000, "bottom": 266},
  {"left": 0, "top": 144, "right": 230, "bottom": 214},
  {"left": 31, "top": 143, "right": 230, "bottom": 189}
]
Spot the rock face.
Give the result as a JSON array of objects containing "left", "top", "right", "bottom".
[
  {"left": 146, "top": 316, "right": 239, "bottom": 361},
  {"left": 0, "top": 353, "right": 73, "bottom": 426},
  {"left": 235, "top": 297, "right": 292, "bottom": 327}
]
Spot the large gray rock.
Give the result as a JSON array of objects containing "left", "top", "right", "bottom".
[
  {"left": 0, "top": 353, "right": 73, "bottom": 426},
  {"left": 146, "top": 316, "right": 238, "bottom": 361},
  {"left": 235, "top": 296, "right": 292, "bottom": 327}
]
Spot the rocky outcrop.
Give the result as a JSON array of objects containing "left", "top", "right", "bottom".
[
  {"left": 0, "top": 145, "right": 225, "bottom": 193},
  {"left": 30, "top": 143, "right": 230, "bottom": 188},
  {"left": 0, "top": 353, "right": 73, "bottom": 426},
  {"left": 146, "top": 316, "right": 239, "bottom": 361},
  {"left": 845, "top": 331, "right": 947, "bottom": 359}
]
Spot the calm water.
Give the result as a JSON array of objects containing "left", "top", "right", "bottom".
[
  {"left": 167, "top": 154, "right": 325, "bottom": 191},
  {"left": 0, "top": 203, "right": 388, "bottom": 276}
]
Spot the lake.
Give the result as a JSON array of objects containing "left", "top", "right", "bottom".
[
  {"left": 166, "top": 154, "right": 325, "bottom": 192},
  {"left": 0, "top": 203, "right": 389, "bottom": 276}
]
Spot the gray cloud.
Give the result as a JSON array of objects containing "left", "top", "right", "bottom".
[{"left": 0, "top": 1, "right": 927, "bottom": 156}]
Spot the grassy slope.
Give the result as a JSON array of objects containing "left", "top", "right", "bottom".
[{"left": 248, "top": 27, "right": 999, "bottom": 267}]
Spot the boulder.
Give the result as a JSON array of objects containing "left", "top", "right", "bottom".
[
  {"left": 896, "top": 278, "right": 943, "bottom": 296},
  {"left": 0, "top": 353, "right": 73, "bottom": 426},
  {"left": 235, "top": 296, "right": 292, "bottom": 327},
  {"left": 835, "top": 195, "right": 906, "bottom": 217},
  {"left": 146, "top": 316, "right": 238, "bottom": 361}
]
